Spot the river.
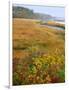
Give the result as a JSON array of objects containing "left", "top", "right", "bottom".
[{"left": 44, "top": 24, "right": 65, "bottom": 30}]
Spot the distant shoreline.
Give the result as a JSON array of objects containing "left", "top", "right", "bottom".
[{"left": 55, "top": 21, "right": 65, "bottom": 24}]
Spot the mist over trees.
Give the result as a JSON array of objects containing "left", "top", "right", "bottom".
[{"left": 13, "top": 6, "right": 34, "bottom": 18}]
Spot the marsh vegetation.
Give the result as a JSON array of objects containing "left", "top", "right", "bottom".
[{"left": 13, "top": 18, "right": 65, "bottom": 85}]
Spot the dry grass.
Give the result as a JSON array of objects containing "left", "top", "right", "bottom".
[{"left": 13, "top": 18, "right": 65, "bottom": 85}]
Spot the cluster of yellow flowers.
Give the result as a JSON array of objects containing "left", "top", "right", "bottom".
[{"left": 27, "top": 53, "right": 65, "bottom": 83}]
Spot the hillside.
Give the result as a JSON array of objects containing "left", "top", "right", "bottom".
[{"left": 13, "top": 6, "right": 53, "bottom": 21}]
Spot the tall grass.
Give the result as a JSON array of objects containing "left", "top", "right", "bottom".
[{"left": 13, "top": 18, "right": 65, "bottom": 85}]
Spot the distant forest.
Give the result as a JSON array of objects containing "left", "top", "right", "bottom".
[{"left": 13, "top": 6, "right": 52, "bottom": 21}]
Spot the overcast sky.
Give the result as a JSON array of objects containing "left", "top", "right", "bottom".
[{"left": 13, "top": 4, "right": 65, "bottom": 19}]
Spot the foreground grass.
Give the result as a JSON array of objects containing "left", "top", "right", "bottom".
[{"left": 13, "top": 18, "right": 65, "bottom": 85}]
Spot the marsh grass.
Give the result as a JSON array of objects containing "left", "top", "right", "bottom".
[{"left": 13, "top": 18, "right": 65, "bottom": 85}]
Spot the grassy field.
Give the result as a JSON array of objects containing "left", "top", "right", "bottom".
[{"left": 13, "top": 18, "right": 65, "bottom": 85}]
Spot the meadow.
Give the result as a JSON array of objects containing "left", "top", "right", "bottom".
[{"left": 13, "top": 18, "right": 65, "bottom": 85}]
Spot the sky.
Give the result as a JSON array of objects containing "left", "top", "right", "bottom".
[{"left": 13, "top": 4, "right": 65, "bottom": 19}]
